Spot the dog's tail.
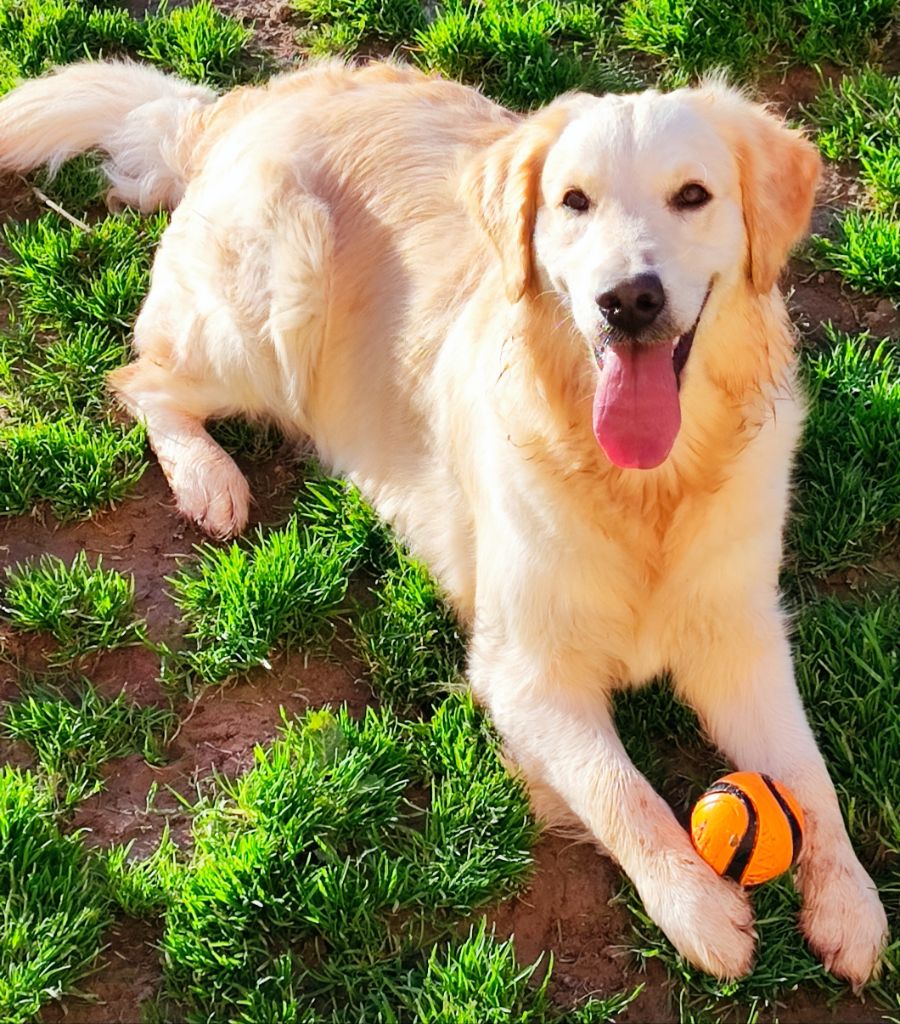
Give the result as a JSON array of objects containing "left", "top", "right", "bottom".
[{"left": 0, "top": 61, "right": 216, "bottom": 210}]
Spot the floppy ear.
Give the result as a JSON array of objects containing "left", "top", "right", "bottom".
[
  {"left": 710, "top": 90, "right": 821, "bottom": 294},
  {"left": 461, "top": 106, "right": 568, "bottom": 304}
]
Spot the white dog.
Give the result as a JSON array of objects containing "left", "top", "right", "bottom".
[{"left": 0, "top": 59, "right": 887, "bottom": 983}]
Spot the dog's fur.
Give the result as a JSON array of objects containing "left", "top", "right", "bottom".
[{"left": 0, "top": 59, "right": 887, "bottom": 983}]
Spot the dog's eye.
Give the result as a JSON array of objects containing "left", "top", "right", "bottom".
[
  {"left": 673, "top": 183, "right": 711, "bottom": 210},
  {"left": 562, "top": 188, "right": 590, "bottom": 212}
]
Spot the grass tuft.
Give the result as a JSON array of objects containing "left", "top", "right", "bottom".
[
  {"left": 353, "top": 555, "right": 466, "bottom": 707},
  {"left": 168, "top": 516, "right": 349, "bottom": 683},
  {"left": 0, "top": 766, "right": 111, "bottom": 1024},
  {"left": 293, "top": 0, "right": 427, "bottom": 55},
  {"left": 416, "top": 0, "right": 639, "bottom": 109},
  {"left": 621, "top": 0, "right": 896, "bottom": 82},
  {"left": 2, "top": 680, "right": 175, "bottom": 807},
  {"left": 294, "top": 470, "right": 394, "bottom": 576},
  {"left": 154, "top": 694, "right": 536, "bottom": 1021},
  {"left": 0, "top": 417, "right": 146, "bottom": 519},
  {"left": 789, "top": 331, "right": 900, "bottom": 576},
  {"left": 808, "top": 210, "right": 900, "bottom": 298},
  {"left": 3, "top": 552, "right": 145, "bottom": 662}
]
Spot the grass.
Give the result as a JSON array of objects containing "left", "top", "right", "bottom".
[
  {"left": 788, "top": 331, "right": 900, "bottom": 576},
  {"left": 2, "top": 680, "right": 175, "bottom": 806},
  {"left": 0, "top": 211, "right": 163, "bottom": 520},
  {"left": 353, "top": 555, "right": 466, "bottom": 707},
  {"left": 806, "top": 69, "right": 900, "bottom": 293},
  {"left": 0, "top": 766, "right": 110, "bottom": 1024},
  {"left": 808, "top": 210, "right": 900, "bottom": 299},
  {"left": 0, "top": 0, "right": 898, "bottom": 1021},
  {"left": 0, "top": 0, "right": 254, "bottom": 94},
  {"left": 620, "top": 0, "right": 896, "bottom": 82},
  {"left": 415, "top": 0, "right": 640, "bottom": 110},
  {"left": 293, "top": 0, "right": 427, "bottom": 56},
  {"left": 3, "top": 552, "right": 146, "bottom": 662},
  {"left": 151, "top": 695, "right": 537, "bottom": 1021},
  {"left": 167, "top": 516, "right": 349, "bottom": 683}
]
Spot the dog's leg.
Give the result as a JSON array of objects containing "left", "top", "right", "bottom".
[
  {"left": 673, "top": 606, "right": 888, "bottom": 988},
  {"left": 110, "top": 359, "right": 250, "bottom": 539},
  {"left": 470, "top": 640, "right": 757, "bottom": 980}
]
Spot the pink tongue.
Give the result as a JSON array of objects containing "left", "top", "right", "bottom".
[{"left": 592, "top": 342, "right": 681, "bottom": 469}]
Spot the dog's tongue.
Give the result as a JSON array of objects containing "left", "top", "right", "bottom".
[{"left": 592, "top": 341, "right": 680, "bottom": 469}]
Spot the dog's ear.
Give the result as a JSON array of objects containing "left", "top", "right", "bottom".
[
  {"left": 461, "top": 106, "right": 568, "bottom": 304},
  {"left": 702, "top": 86, "right": 821, "bottom": 294}
]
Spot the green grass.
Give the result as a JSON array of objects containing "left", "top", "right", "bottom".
[
  {"left": 0, "top": 212, "right": 163, "bottom": 519},
  {"left": 150, "top": 694, "right": 537, "bottom": 1021},
  {"left": 807, "top": 70, "right": 900, "bottom": 287},
  {"left": 0, "top": 766, "right": 111, "bottom": 1024},
  {"left": 808, "top": 209, "right": 900, "bottom": 299},
  {"left": 416, "top": 0, "right": 640, "bottom": 110},
  {"left": 353, "top": 555, "right": 466, "bottom": 707},
  {"left": 620, "top": 0, "right": 896, "bottom": 82},
  {"left": 3, "top": 552, "right": 145, "bottom": 662},
  {"left": 789, "top": 331, "right": 900, "bottom": 577},
  {"left": 167, "top": 516, "right": 349, "bottom": 683},
  {"left": 0, "top": 416, "right": 146, "bottom": 518},
  {"left": 294, "top": 470, "right": 394, "bottom": 576},
  {"left": 2, "top": 680, "right": 175, "bottom": 807},
  {"left": 809, "top": 68, "right": 900, "bottom": 169},
  {"left": 0, "top": 0, "right": 254, "bottom": 94},
  {"left": 293, "top": 0, "right": 427, "bottom": 55}
]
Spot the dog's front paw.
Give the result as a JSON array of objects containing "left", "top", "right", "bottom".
[
  {"left": 798, "top": 852, "right": 888, "bottom": 989},
  {"left": 169, "top": 449, "right": 250, "bottom": 539},
  {"left": 638, "top": 846, "right": 757, "bottom": 979}
]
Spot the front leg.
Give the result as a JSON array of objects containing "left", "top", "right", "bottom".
[
  {"left": 672, "top": 599, "right": 888, "bottom": 988},
  {"left": 469, "top": 634, "right": 756, "bottom": 979}
]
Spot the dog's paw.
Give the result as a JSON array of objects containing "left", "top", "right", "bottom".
[
  {"left": 798, "top": 852, "right": 888, "bottom": 989},
  {"left": 639, "top": 847, "right": 756, "bottom": 979},
  {"left": 170, "top": 450, "right": 250, "bottom": 539}
]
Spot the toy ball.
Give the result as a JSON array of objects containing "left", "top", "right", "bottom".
[{"left": 690, "top": 771, "right": 804, "bottom": 887}]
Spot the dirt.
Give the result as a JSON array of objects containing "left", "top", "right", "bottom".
[
  {"left": 40, "top": 918, "right": 163, "bottom": 1024},
  {"left": 489, "top": 836, "right": 677, "bottom": 1021},
  {"left": 215, "top": 0, "right": 304, "bottom": 65}
]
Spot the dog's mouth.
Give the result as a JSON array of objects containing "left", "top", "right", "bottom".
[{"left": 591, "top": 286, "right": 712, "bottom": 470}]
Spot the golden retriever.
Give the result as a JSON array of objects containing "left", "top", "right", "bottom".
[{"left": 0, "top": 58, "right": 887, "bottom": 984}]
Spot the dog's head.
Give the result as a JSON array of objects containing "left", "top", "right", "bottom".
[{"left": 462, "top": 84, "right": 820, "bottom": 470}]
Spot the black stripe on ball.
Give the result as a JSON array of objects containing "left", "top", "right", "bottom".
[
  {"left": 761, "top": 773, "right": 803, "bottom": 864},
  {"left": 706, "top": 781, "right": 759, "bottom": 884}
]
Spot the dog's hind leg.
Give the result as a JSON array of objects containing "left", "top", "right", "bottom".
[{"left": 109, "top": 358, "right": 251, "bottom": 539}]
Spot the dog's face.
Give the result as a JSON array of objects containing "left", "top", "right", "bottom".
[{"left": 464, "top": 85, "right": 820, "bottom": 470}]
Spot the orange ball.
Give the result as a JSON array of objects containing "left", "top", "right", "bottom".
[{"left": 690, "top": 771, "right": 804, "bottom": 886}]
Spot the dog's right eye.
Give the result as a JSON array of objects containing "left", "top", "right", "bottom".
[{"left": 562, "top": 188, "right": 590, "bottom": 212}]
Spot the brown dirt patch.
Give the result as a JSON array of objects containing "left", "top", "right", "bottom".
[
  {"left": 489, "top": 835, "right": 676, "bottom": 1021},
  {"left": 41, "top": 918, "right": 163, "bottom": 1024},
  {"left": 0, "top": 456, "right": 299, "bottom": 640},
  {"left": 71, "top": 651, "right": 371, "bottom": 858},
  {"left": 215, "top": 0, "right": 303, "bottom": 65}
]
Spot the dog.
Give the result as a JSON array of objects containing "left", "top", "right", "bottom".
[{"left": 0, "top": 58, "right": 887, "bottom": 984}]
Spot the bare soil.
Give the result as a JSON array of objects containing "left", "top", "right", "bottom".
[{"left": 2, "top": 12, "right": 896, "bottom": 1023}]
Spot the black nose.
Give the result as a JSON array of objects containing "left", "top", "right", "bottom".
[{"left": 597, "top": 273, "right": 666, "bottom": 334}]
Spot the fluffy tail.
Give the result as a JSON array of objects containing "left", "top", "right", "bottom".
[{"left": 0, "top": 61, "right": 216, "bottom": 210}]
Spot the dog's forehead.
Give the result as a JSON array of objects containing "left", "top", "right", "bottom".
[{"left": 546, "top": 91, "right": 733, "bottom": 182}]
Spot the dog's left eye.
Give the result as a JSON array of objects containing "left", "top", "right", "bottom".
[
  {"left": 672, "top": 183, "right": 712, "bottom": 209},
  {"left": 562, "top": 188, "right": 590, "bottom": 212}
]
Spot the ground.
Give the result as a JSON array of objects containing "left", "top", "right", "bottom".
[{"left": 0, "top": 1, "right": 898, "bottom": 1022}]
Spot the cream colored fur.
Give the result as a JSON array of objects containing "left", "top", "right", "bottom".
[{"left": 0, "top": 58, "right": 887, "bottom": 984}]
